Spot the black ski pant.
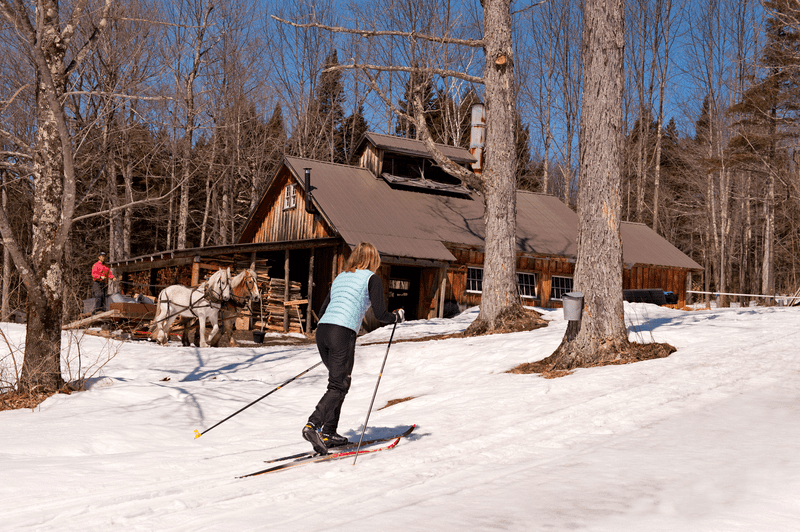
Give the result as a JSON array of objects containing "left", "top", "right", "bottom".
[
  {"left": 308, "top": 323, "right": 357, "bottom": 434},
  {"left": 92, "top": 280, "right": 107, "bottom": 312}
]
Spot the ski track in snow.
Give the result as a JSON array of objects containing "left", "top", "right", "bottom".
[{"left": 1, "top": 304, "right": 799, "bottom": 531}]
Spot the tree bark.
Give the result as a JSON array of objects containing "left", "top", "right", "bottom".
[
  {"left": 545, "top": 0, "right": 628, "bottom": 368},
  {"left": 0, "top": 0, "right": 112, "bottom": 392},
  {"left": 465, "top": 0, "right": 522, "bottom": 332}
]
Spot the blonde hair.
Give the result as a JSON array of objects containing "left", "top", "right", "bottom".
[{"left": 345, "top": 242, "right": 381, "bottom": 273}]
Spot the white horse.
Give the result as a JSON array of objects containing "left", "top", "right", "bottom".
[
  {"left": 153, "top": 268, "right": 232, "bottom": 348},
  {"left": 181, "top": 268, "right": 262, "bottom": 347}
]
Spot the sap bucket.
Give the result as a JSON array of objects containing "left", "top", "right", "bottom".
[
  {"left": 562, "top": 291, "right": 584, "bottom": 321},
  {"left": 253, "top": 330, "right": 266, "bottom": 344}
]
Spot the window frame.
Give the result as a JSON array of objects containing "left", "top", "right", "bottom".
[
  {"left": 466, "top": 266, "right": 483, "bottom": 294},
  {"left": 516, "top": 271, "right": 539, "bottom": 300},
  {"left": 283, "top": 183, "right": 297, "bottom": 210},
  {"left": 550, "top": 275, "right": 574, "bottom": 301}
]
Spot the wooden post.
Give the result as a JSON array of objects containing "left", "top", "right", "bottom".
[
  {"left": 332, "top": 247, "right": 340, "bottom": 278},
  {"left": 437, "top": 267, "right": 447, "bottom": 318},
  {"left": 307, "top": 249, "right": 315, "bottom": 330},
  {"left": 149, "top": 268, "right": 158, "bottom": 298},
  {"left": 191, "top": 256, "right": 201, "bottom": 286},
  {"left": 685, "top": 270, "right": 692, "bottom": 307},
  {"left": 284, "top": 249, "right": 290, "bottom": 333}
]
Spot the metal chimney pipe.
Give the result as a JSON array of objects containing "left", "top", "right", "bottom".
[
  {"left": 469, "top": 103, "right": 485, "bottom": 175},
  {"left": 304, "top": 168, "right": 316, "bottom": 214}
]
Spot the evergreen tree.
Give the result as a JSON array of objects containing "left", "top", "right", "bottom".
[
  {"left": 339, "top": 103, "right": 369, "bottom": 164},
  {"left": 395, "top": 72, "right": 436, "bottom": 140},
  {"left": 314, "top": 50, "right": 346, "bottom": 162},
  {"left": 290, "top": 50, "right": 346, "bottom": 162}
]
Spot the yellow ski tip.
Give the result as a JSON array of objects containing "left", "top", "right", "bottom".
[{"left": 194, "top": 430, "right": 202, "bottom": 439}]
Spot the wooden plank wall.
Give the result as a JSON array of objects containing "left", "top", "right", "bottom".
[
  {"left": 440, "top": 245, "right": 691, "bottom": 309},
  {"left": 624, "top": 265, "right": 689, "bottom": 306},
  {"left": 248, "top": 170, "right": 331, "bottom": 243},
  {"left": 442, "top": 246, "right": 575, "bottom": 309},
  {"left": 359, "top": 145, "right": 382, "bottom": 176}
]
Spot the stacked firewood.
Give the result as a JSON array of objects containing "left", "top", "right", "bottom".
[{"left": 252, "top": 278, "right": 305, "bottom": 333}]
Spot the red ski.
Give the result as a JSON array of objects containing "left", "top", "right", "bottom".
[{"left": 239, "top": 424, "right": 415, "bottom": 478}]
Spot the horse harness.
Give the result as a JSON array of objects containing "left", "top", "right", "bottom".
[{"left": 160, "top": 273, "right": 232, "bottom": 323}]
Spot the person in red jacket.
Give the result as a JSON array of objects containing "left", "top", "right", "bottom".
[{"left": 91, "top": 252, "right": 114, "bottom": 313}]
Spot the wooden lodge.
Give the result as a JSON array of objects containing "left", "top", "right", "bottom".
[{"left": 110, "top": 130, "right": 702, "bottom": 334}]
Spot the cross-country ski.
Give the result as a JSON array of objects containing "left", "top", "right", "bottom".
[
  {"left": 239, "top": 425, "right": 416, "bottom": 477},
  {"left": 262, "top": 424, "right": 417, "bottom": 465}
]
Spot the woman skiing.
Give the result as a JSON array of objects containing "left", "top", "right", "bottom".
[{"left": 302, "top": 242, "right": 404, "bottom": 455}]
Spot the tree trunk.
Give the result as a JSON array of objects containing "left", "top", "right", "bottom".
[
  {"left": 544, "top": 0, "right": 628, "bottom": 368},
  {"left": 1, "top": 177, "right": 10, "bottom": 322},
  {"left": 20, "top": 15, "right": 69, "bottom": 392},
  {"left": 465, "top": 0, "right": 521, "bottom": 333}
]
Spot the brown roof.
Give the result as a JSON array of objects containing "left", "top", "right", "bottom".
[
  {"left": 362, "top": 132, "right": 476, "bottom": 164},
  {"left": 283, "top": 157, "right": 701, "bottom": 270},
  {"left": 620, "top": 222, "right": 702, "bottom": 269}
]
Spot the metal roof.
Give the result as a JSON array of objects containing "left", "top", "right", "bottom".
[
  {"left": 282, "top": 157, "right": 701, "bottom": 270},
  {"left": 620, "top": 222, "right": 702, "bottom": 269},
  {"left": 363, "top": 132, "right": 476, "bottom": 164}
]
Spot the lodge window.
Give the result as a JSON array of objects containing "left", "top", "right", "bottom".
[
  {"left": 466, "top": 267, "right": 483, "bottom": 293},
  {"left": 517, "top": 272, "right": 538, "bottom": 299},
  {"left": 283, "top": 184, "right": 297, "bottom": 210},
  {"left": 550, "top": 275, "right": 573, "bottom": 301}
]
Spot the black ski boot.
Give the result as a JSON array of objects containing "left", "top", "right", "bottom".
[
  {"left": 322, "top": 431, "right": 349, "bottom": 448},
  {"left": 302, "top": 423, "right": 328, "bottom": 455}
]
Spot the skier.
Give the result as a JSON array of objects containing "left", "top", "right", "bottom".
[{"left": 302, "top": 242, "right": 404, "bottom": 455}]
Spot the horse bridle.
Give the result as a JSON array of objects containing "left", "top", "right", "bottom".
[
  {"left": 230, "top": 271, "right": 260, "bottom": 308},
  {"left": 204, "top": 271, "right": 232, "bottom": 304}
]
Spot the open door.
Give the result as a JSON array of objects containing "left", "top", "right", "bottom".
[{"left": 388, "top": 266, "right": 421, "bottom": 320}]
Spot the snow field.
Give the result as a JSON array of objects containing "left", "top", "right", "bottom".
[{"left": 1, "top": 304, "right": 799, "bottom": 530}]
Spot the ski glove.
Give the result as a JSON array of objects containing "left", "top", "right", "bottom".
[{"left": 394, "top": 309, "right": 405, "bottom": 323}]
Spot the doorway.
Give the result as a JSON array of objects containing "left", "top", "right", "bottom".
[{"left": 387, "top": 266, "right": 421, "bottom": 320}]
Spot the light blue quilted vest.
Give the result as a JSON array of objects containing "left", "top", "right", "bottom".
[{"left": 319, "top": 269, "right": 373, "bottom": 332}]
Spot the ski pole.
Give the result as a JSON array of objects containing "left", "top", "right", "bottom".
[
  {"left": 353, "top": 321, "right": 398, "bottom": 465},
  {"left": 194, "top": 360, "right": 323, "bottom": 439}
]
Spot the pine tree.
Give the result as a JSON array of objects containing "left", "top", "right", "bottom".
[
  {"left": 339, "top": 103, "right": 369, "bottom": 164},
  {"left": 395, "top": 72, "right": 436, "bottom": 140},
  {"left": 291, "top": 50, "right": 346, "bottom": 162},
  {"left": 314, "top": 50, "right": 346, "bottom": 162}
]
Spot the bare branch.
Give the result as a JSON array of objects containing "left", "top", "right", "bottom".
[
  {"left": 63, "top": 91, "right": 172, "bottom": 102},
  {"left": 65, "top": 0, "right": 114, "bottom": 76},
  {"left": 1, "top": 83, "right": 31, "bottom": 113},
  {"left": 271, "top": 14, "right": 484, "bottom": 48},
  {"left": 0, "top": 151, "right": 33, "bottom": 161},
  {"left": 61, "top": 0, "right": 91, "bottom": 44},
  {"left": 0, "top": 162, "right": 34, "bottom": 175},
  {"left": 327, "top": 62, "right": 483, "bottom": 85},
  {"left": 71, "top": 179, "right": 185, "bottom": 223},
  {"left": 0, "top": 174, "right": 38, "bottom": 304},
  {"left": 512, "top": 0, "right": 549, "bottom": 16},
  {"left": 0, "top": 129, "right": 31, "bottom": 153}
]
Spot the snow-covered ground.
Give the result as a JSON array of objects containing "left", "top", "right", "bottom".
[{"left": 1, "top": 303, "right": 799, "bottom": 531}]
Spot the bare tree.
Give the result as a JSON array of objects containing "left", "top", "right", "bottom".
[
  {"left": 159, "top": 0, "right": 219, "bottom": 250},
  {"left": 0, "top": 0, "right": 113, "bottom": 393},
  {"left": 542, "top": 0, "right": 631, "bottom": 368}
]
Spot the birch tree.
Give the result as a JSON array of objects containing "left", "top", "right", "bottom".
[{"left": 0, "top": 0, "right": 113, "bottom": 393}]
